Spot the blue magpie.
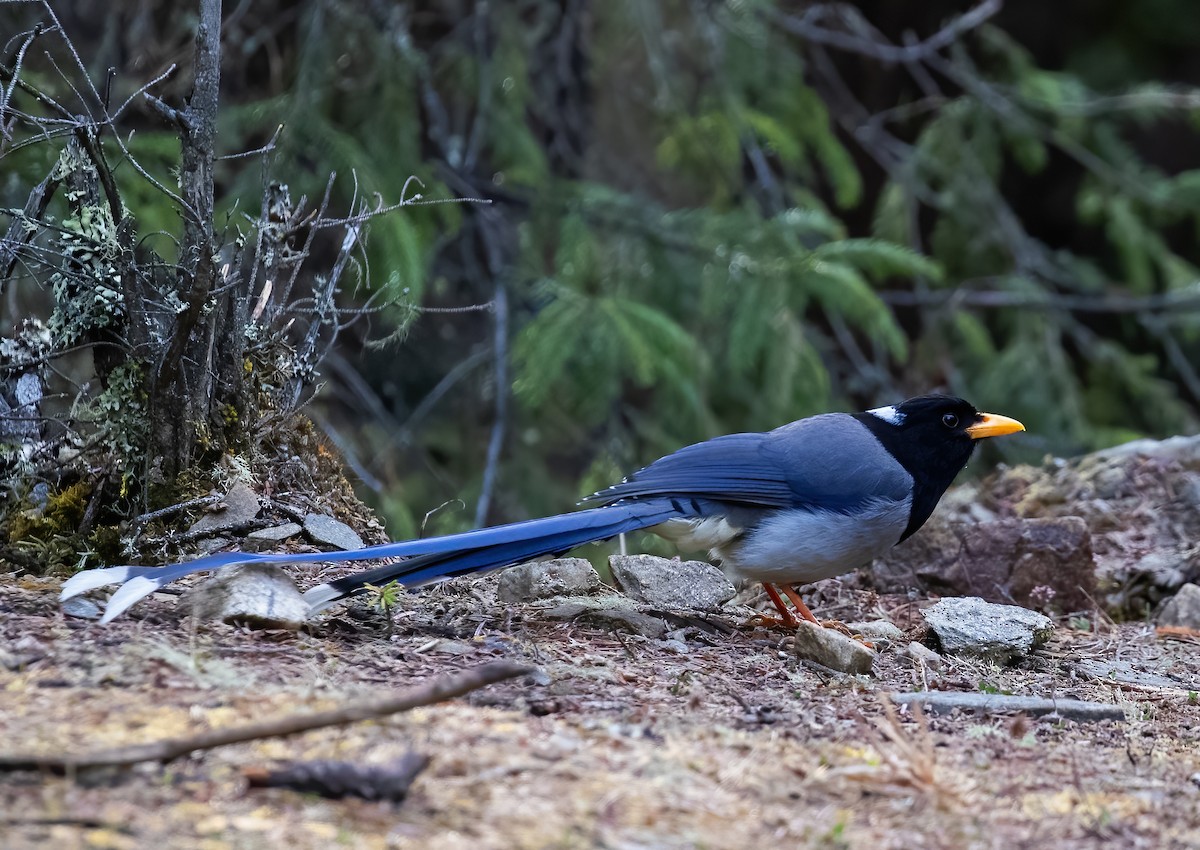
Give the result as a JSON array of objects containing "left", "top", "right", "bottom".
[{"left": 61, "top": 394, "right": 1023, "bottom": 624}]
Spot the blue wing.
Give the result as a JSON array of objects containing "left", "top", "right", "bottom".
[{"left": 586, "top": 413, "right": 911, "bottom": 513}]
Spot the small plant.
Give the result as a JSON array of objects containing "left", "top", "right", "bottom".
[{"left": 362, "top": 580, "right": 403, "bottom": 617}]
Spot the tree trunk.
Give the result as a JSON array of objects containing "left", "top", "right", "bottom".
[{"left": 146, "top": 0, "right": 227, "bottom": 481}]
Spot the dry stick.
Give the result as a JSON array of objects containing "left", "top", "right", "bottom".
[{"left": 0, "top": 660, "right": 532, "bottom": 773}]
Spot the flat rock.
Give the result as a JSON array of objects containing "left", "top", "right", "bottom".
[
  {"left": 1158, "top": 582, "right": 1200, "bottom": 629},
  {"left": 870, "top": 516, "right": 1096, "bottom": 613},
  {"left": 248, "top": 522, "right": 304, "bottom": 542},
  {"left": 304, "top": 513, "right": 364, "bottom": 550},
  {"left": 921, "top": 597, "right": 1053, "bottom": 664},
  {"left": 185, "top": 563, "right": 310, "bottom": 629},
  {"left": 188, "top": 481, "right": 261, "bottom": 534},
  {"left": 61, "top": 596, "right": 102, "bottom": 620},
  {"left": 498, "top": 558, "right": 600, "bottom": 602},
  {"left": 541, "top": 596, "right": 668, "bottom": 638},
  {"left": 609, "top": 554, "right": 736, "bottom": 612},
  {"left": 1075, "top": 658, "right": 1194, "bottom": 693},
  {"left": 791, "top": 621, "right": 876, "bottom": 675}
]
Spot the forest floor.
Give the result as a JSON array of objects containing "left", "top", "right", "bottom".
[{"left": 1, "top": 567, "right": 1198, "bottom": 850}]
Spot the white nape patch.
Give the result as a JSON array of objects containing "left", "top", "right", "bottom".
[{"left": 868, "top": 405, "right": 905, "bottom": 426}]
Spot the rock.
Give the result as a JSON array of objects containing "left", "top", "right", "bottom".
[
  {"left": 188, "top": 481, "right": 261, "bottom": 534},
  {"left": 905, "top": 641, "right": 945, "bottom": 673},
  {"left": 497, "top": 558, "right": 600, "bottom": 602},
  {"left": 891, "top": 435, "right": 1200, "bottom": 619},
  {"left": 303, "top": 513, "right": 364, "bottom": 550},
  {"left": 791, "top": 621, "right": 876, "bottom": 675},
  {"left": 61, "top": 596, "right": 102, "bottom": 620},
  {"left": 609, "top": 554, "right": 736, "bottom": 612},
  {"left": 844, "top": 620, "right": 906, "bottom": 646},
  {"left": 248, "top": 522, "right": 304, "bottom": 542},
  {"left": 1075, "top": 658, "right": 1194, "bottom": 692},
  {"left": 922, "top": 597, "right": 1053, "bottom": 664},
  {"left": 185, "top": 563, "right": 310, "bottom": 629},
  {"left": 1158, "top": 583, "right": 1200, "bottom": 629},
  {"left": 541, "top": 597, "right": 668, "bottom": 638},
  {"left": 870, "top": 516, "right": 1096, "bottom": 613},
  {"left": 1, "top": 636, "right": 49, "bottom": 670}
]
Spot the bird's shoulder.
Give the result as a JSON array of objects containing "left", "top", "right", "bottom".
[{"left": 586, "top": 412, "right": 911, "bottom": 510}]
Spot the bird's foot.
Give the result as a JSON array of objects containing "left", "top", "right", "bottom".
[
  {"left": 817, "top": 619, "right": 876, "bottom": 648},
  {"left": 744, "top": 612, "right": 799, "bottom": 630}
]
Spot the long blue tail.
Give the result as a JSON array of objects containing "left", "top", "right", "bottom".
[
  {"left": 61, "top": 499, "right": 685, "bottom": 623},
  {"left": 303, "top": 497, "right": 684, "bottom": 611}
]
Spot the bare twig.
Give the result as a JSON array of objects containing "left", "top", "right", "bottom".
[
  {"left": 0, "top": 661, "right": 532, "bottom": 773},
  {"left": 891, "top": 691, "right": 1126, "bottom": 721},
  {"left": 132, "top": 494, "right": 224, "bottom": 527},
  {"left": 878, "top": 285, "right": 1200, "bottom": 314},
  {"left": 766, "top": 0, "right": 1001, "bottom": 65},
  {"left": 474, "top": 280, "right": 509, "bottom": 527}
]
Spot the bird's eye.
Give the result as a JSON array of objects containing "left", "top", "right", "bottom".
[{"left": 942, "top": 413, "right": 959, "bottom": 429}]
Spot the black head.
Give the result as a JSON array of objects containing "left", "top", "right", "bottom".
[{"left": 853, "top": 394, "right": 1024, "bottom": 540}]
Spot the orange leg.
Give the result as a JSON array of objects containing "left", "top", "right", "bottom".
[
  {"left": 760, "top": 583, "right": 799, "bottom": 627},
  {"left": 779, "top": 584, "right": 821, "bottom": 625}
]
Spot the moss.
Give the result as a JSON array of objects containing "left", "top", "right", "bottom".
[
  {"left": 87, "top": 525, "right": 125, "bottom": 566},
  {"left": 1, "top": 481, "right": 94, "bottom": 575},
  {"left": 44, "top": 481, "right": 90, "bottom": 530}
]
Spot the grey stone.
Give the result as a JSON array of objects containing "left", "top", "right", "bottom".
[
  {"left": 791, "top": 621, "right": 876, "bottom": 675},
  {"left": 1158, "top": 583, "right": 1200, "bottom": 630},
  {"left": 844, "top": 620, "right": 906, "bottom": 646},
  {"left": 61, "top": 596, "right": 102, "bottom": 620},
  {"left": 248, "top": 522, "right": 304, "bottom": 542},
  {"left": 497, "top": 558, "right": 600, "bottom": 602},
  {"left": 541, "top": 597, "right": 668, "bottom": 638},
  {"left": 185, "top": 563, "right": 310, "bottom": 629},
  {"left": 188, "top": 481, "right": 261, "bottom": 534},
  {"left": 609, "top": 554, "right": 736, "bottom": 612},
  {"left": 303, "top": 513, "right": 364, "bottom": 550},
  {"left": 906, "top": 641, "right": 945, "bottom": 672},
  {"left": 922, "top": 597, "right": 1054, "bottom": 664},
  {"left": 1075, "top": 658, "right": 1193, "bottom": 692}
]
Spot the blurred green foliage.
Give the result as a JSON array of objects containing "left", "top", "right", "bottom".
[{"left": 5, "top": 0, "right": 1200, "bottom": 540}]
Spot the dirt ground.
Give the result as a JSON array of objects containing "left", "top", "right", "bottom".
[{"left": 1, "top": 569, "right": 1199, "bottom": 850}]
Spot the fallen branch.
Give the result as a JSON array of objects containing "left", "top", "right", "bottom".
[
  {"left": 891, "top": 691, "right": 1126, "bottom": 721},
  {"left": 0, "top": 660, "right": 532, "bottom": 773},
  {"left": 243, "top": 752, "right": 430, "bottom": 801}
]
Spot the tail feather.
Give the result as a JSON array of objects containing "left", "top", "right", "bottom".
[
  {"left": 305, "top": 499, "right": 681, "bottom": 612},
  {"left": 79, "top": 499, "right": 683, "bottom": 623}
]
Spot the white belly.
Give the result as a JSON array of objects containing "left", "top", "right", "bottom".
[{"left": 653, "top": 498, "right": 911, "bottom": 586}]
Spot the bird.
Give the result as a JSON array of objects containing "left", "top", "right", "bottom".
[{"left": 61, "top": 394, "right": 1024, "bottom": 625}]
